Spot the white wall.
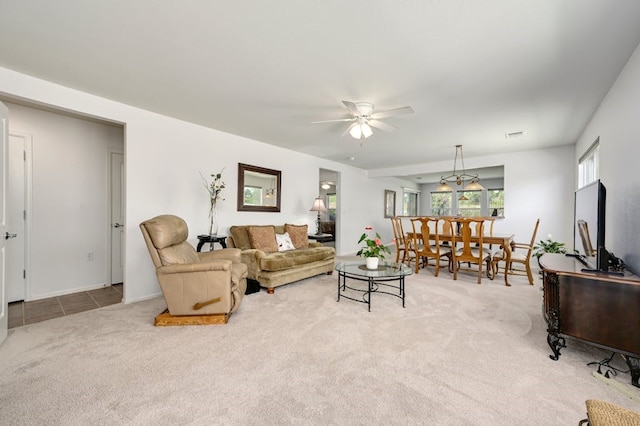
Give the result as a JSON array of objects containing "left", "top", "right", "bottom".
[
  {"left": 575, "top": 42, "right": 640, "bottom": 273},
  {"left": 6, "top": 102, "right": 124, "bottom": 299},
  {"left": 0, "top": 66, "right": 405, "bottom": 303}
]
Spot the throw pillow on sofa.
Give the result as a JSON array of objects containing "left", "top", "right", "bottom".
[
  {"left": 276, "top": 232, "right": 296, "bottom": 251},
  {"left": 285, "top": 224, "right": 309, "bottom": 249},
  {"left": 247, "top": 225, "right": 279, "bottom": 253}
]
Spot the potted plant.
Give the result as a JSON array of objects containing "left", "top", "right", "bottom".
[
  {"left": 356, "top": 227, "right": 391, "bottom": 269},
  {"left": 533, "top": 235, "right": 567, "bottom": 268}
]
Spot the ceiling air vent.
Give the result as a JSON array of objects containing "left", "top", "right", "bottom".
[{"left": 505, "top": 131, "right": 525, "bottom": 139}]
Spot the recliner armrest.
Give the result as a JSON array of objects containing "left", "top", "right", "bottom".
[
  {"left": 157, "top": 259, "right": 233, "bottom": 274},
  {"left": 198, "top": 248, "right": 242, "bottom": 263}
]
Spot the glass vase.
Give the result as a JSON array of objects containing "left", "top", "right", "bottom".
[{"left": 209, "top": 204, "right": 218, "bottom": 235}]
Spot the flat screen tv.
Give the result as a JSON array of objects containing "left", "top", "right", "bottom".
[{"left": 573, "top": 180, "right": 606, "bottom": 269}]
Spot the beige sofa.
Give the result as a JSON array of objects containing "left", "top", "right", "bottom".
[{"left": 228, "top": 224, "right": 335, "bottom": 293}]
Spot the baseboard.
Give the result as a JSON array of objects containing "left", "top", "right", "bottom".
[{"left": 591, "top": 371, "right": 640, "bottom": 403}]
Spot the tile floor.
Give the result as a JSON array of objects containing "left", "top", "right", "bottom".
[{"left": 8, "top": 283, "right": 123, "bottom": 329}]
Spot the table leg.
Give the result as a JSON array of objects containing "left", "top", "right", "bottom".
[
  {"left": 368, "top": 277, "right": 372, "bottom": 312},
  {"left": 502, "top": 240, "right": 512, "bottom": 287},
  {"left": 196, "top": 241, "right": 205, "bottom": 252}
]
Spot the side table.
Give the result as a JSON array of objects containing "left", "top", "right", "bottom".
[
  {"left": 196, "top": 234, "right": 227, "bottom": 252},
  {"left": 308, "top": 233, "right": 333, "bottom": 243}
]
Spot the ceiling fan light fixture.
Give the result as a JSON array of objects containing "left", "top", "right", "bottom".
[
  {"left": 349, "top": 124, "right": 362, "bottom": 139},
  {"left": 361, "top": 122, "right": 373, "bottom": 138},
  {"left": 349, "top": 122, "right": 373, "bottom": 139}
]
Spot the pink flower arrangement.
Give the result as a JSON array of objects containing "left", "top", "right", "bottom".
[{"left": 356, "top": 227, "right": 391, "bottom": 259}]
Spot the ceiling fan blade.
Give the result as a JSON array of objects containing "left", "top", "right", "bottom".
[
  {"left": 311, "top": 117, "right": 356, "bottom": 124},
  {"left": 370, "top": 106, "right": 414, "bottom": 119},
  {"left": 342, "top": 100, "right": 360, "bottom": 115},
  {"left": 368, "top": 120, "right": 397, "bottom": 132}
]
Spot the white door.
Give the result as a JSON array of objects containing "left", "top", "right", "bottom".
[
  {"left": 7, "top": 133, "right": 27, "bottom": 302},
  {"left": 110, "top": 152, "right": 124, "bottom": 284},
  {"left": 1, "top": 102, "right": 10, "bottom": 344}
]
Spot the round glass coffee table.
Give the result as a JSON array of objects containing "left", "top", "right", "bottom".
[{"left": 335, "top": 261, "right": 413, "bottom": 311}]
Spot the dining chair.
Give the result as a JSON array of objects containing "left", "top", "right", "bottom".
[
  {"left": 390, "top": 216, "right": 409, "bottom": 264},
  {"left": 409, "top": 217, "right": 452, "bottom": 276},
  {"left": 450, "top": 218, "right": 492, "bottom": 284},
  {"left": 491, "top": 218, "right": 540, "bottom": 285}
]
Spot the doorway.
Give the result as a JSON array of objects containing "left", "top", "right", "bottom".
[
  {"left": 4, "top": 100, "right": 125, "bottom": 302},
  {"left": 319, "top": 168, "right": 339, "bottom": 251}
]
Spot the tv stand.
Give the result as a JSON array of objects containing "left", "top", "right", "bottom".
[
  {"left": 541, "top": 253, "right": 640, "bottom": 388},
  {"left": 579, "top": 268, "right": 624, "bottom": 276},
  {"left": 565, "top": 252, "right": 590, "bottom": 267}
]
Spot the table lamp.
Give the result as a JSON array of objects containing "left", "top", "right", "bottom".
[{"left": 309, "top": 197, "right": 327, "bottom": 235}]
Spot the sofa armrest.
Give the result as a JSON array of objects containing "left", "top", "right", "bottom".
[
  {"left": 309, "top": 241, "right": 323, "bottom": 248},
  {"left": 198, "top": 248, "right": 242, "bottom": 263},
  {"left": 157, "top": 259, "right": 232, "bottom": 275},
  {"left": 238, "top": 248, "right": 266, "bottom": 279}
]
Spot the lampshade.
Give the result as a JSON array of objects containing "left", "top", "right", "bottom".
[
  {"left": 435, "top": 181, "right": 453, "bottom": 192},
  {"left": 463, "top": 180, "right": 484, "bottom": 191},
  {"left": 349, "top": 122, "right": 373, "bottom": 139},
  {"left": 309, "top": 197, "right": 327, "bottom": 212}
]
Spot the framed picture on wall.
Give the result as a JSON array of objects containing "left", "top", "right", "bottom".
[{"left": 384, "top": 190, "right": 396, "bottom": 218}]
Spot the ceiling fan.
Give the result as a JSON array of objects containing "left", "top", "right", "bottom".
[{"left": 312, "top": 101, "right": 414, "bottom": 140}]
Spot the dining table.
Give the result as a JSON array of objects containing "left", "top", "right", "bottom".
[{"left": 406, "top": 231, "right": 515, "bottom": 286}]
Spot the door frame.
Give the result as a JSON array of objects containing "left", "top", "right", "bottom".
[
  {"left": 8, "top": 132, "right": 33, "bottom": 301},
  {"left": 107, "top": 147, "right": 124, "bottom": 289}
]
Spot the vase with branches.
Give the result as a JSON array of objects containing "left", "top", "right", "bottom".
[{"left": 202, "top": 168, "right": 225, "bottom": 235}]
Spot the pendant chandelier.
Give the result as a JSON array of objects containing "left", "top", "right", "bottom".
[{"left": 436, "top": 144, "right": 484, "bottom": 192}]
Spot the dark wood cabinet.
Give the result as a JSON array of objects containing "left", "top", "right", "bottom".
[{"left": 540, "top": 253, "right": 640, "bottom": 387}]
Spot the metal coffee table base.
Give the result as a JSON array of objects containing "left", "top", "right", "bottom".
[{"left": 337, "top": 268, "right": 407, "bottom": 311}]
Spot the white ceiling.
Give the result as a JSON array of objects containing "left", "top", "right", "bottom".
[{"left": 2, "top": 1, "right": 640, "bottom": 175}]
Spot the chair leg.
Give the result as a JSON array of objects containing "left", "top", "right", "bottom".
[{"left": 526, "top": 263, "right": 534, "bottom": 285}]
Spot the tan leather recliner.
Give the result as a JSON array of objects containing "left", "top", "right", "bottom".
[{"left": 140, "top": 214, "right": 247, "bottom": 316}]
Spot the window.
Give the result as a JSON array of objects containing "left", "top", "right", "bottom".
[
  {"left": 578, "top": 138, "right": 599, "bottom": 188},
  {"left": 431, "top": 192, "right": 452, "bottom": 216},
  {"left": 326, "top": 193, "right": 336, "bottom": 220},
  {"left": 457, "top": 190, "right": 482, "bottom": 217},
  {"left": 488, "top": 188, "right": 504, "bottom": 217},
  {"left": 403, "top": 189, "right": 419, "bottom": 216}
]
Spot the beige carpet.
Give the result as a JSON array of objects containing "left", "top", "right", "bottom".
[{"left": 1, "top": 264, "right": 639, "bottom": 425}]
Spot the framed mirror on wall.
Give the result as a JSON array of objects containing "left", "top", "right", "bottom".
[{"left": 237, "top": 163, "right": 281, "bottom": 212}]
